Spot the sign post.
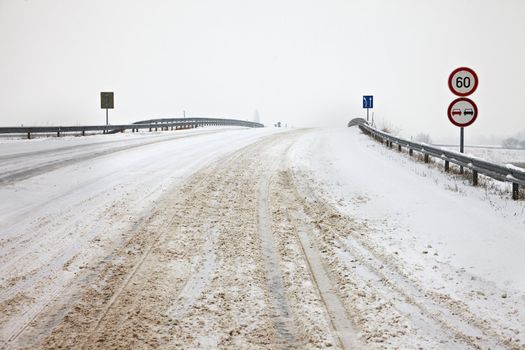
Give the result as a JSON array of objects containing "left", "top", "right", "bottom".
[
  {"left": 447, "top": 67, "right": 479, "bottom": 173},
  {"left": 100, "top": 92, "right": 114, "bottom": 134},
  {"left": 363, "top": 95, "right": 373, "bottom": 122}
]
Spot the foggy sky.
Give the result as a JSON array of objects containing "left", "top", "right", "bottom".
[{"left": 1, "top": 0, "right": 524, "bottom": 143}]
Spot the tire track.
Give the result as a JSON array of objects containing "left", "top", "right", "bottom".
[
  {"left": 257, "top": 156, "right": 299, "bottom": 347},
  {"left": 271, "top": 169, "right": 363, "bottom": 349},
  {"left": 290, "top": 168, "right": 513, "bottom": 349},
  {"left": 167, "top": 228, "right": 220, "bottom": 319}
]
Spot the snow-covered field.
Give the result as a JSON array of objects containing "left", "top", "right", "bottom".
[
  {"left": 439, "top": 145, "right": 525, "bottom": 167},
  {"left": 0, "top": 126, "right": 523, "bottom": 349}
]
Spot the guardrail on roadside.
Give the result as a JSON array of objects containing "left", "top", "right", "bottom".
[
  {"left": 349, "top": 118, "right": 525, "bottom": 200},
  {"left": 0, "top": 117, "right": 264, "bottom": 139}
]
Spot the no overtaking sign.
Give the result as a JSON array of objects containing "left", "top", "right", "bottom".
[{"left": 447, "top": 98, "right": 478, "bottom": 127}]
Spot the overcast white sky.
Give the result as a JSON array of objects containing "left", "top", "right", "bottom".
[{"left": 1, "top": 0, "right": 524, "bottom": 143}]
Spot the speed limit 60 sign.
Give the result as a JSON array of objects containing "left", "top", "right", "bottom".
[{"left": 448, "top": 67, "right": 478, "bottom": 96}]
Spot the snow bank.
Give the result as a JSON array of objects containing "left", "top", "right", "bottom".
[{"left": 291, "top": 127, "right": 525, "bottom": 346}]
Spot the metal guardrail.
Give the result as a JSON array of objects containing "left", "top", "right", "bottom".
[
  {"left": 133, "top": 117, "right": 263, "bottom": 128},
  {"left": 0, "top": 117, "right": 264, "bottom": 139},
  {"left": 349, "top": 118, "right": 525, "bottom": 200}
]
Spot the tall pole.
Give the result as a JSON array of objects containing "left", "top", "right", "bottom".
[
  {"left": 367, "top": 108, "right": 369, "bottom": 122},
  {"left": 460, "top": 127, "right": 464, "bottom": 153},
  {"left": 460, "top": 127, "right": 464, "bottom": 174},
  {"left": 105, "top": 108, "right": 108, "bottom": 134}
]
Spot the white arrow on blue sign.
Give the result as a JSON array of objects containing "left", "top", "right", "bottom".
[{"left": 363, "top": 95, "right": 373, "bottom": 109}]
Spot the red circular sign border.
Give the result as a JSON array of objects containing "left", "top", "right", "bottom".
[
  {"left": 448, "top": 67, "right": 479, "bottom": 97},
  {"left": 447, "top": 98, "right": 478, "bottom": 127}
]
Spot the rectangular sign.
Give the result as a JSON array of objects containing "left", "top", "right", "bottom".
[
  {"left": 101, "top": 92, "right": 114, "bottom": 109},
  {"left": 363, "top": 95, "right": 373, "bottom": 109}
]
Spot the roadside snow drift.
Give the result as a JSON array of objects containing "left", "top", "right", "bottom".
[{"left": 291, "top": 127, "right": 525, "bottom": 348}]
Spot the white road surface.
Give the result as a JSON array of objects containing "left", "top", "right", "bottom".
[{"left": 0, "top": 126, "right": 523, "bottom": 349}]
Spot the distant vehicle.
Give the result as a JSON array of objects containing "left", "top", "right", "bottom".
[
  {"left": 463, "top": 108, "right": 474, "bottom": 116},
  {"left": 452, "top": 109, "right": 462, "bottom": 116}
]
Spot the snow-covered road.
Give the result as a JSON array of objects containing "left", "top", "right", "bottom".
[{"left": 0, "top": 126, "right": 523, "bottom": 349}]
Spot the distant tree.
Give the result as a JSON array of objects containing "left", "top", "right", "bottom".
[
  {"left": 502, "top": 137, "right": 520, "bottom": 149},
  {"left": 378, "top": 121, "right": 401, "bottom": 135},
  {"left": 414, "top": 133, "right": 432, "bottom": 144}
]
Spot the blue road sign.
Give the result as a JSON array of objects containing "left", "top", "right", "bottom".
[{"left": 363, "top": 95, "right": 373, "bottom": 109}]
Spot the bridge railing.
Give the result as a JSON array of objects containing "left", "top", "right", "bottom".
[
  {"left": 349, "top": 118, "right": 525, "bottom": 200},
  {"left": 0, "top": 117, "right": 264, "bottom": 139}
]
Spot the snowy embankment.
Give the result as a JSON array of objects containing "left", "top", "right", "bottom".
[{"left": 291, "top": 127, "right": 525, "bottom": 348}]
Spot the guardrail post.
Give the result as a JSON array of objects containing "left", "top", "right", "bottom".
[
  {"left": 398, "top": 144, "right": 401, "bottom": 152},
  {"left": 27, "top": 132, "right": 31, "bottom": 139},
  {"left": 389, "top": 141, "right": 393, "bottom": 149},
  {"left": 57, "top": 131, "right": 60, "bottom": 137},
  {"left": 82, "top": 130, "right": 85, "bottom": 136},
  {"left": 444, "top": 160, "right": 449, "bottom": 172},
  {"left": 424, "top": 154, "right": 429, "bottom": 163},
  {"left": 409, "top": 148, "right": 413, "bottom": 156},
  {"left": 472, "top": 170, "right": 478, "bottom": 186},
  {"left": 513, "top": 183, "right": 519, "bottom": 200}
]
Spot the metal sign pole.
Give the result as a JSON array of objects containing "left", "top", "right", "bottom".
[
  {"left": 460, "top": 127, "right": 464, "bottom": 153},
  {"left": 105, "top": 108, "right": 108, "bottom": 134},
  {"left": 367, "top": 108, "right": 369, "bottom": 122},
  {"left": 460, "top": 127, "right": 464, "bottom": 173}
]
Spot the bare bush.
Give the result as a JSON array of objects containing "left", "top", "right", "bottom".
[
  {"left": 378, "top": 121, "right": 401, "bottom": 135},
  {"left": 414, "top": 133, "right": 432, "bottom": 144}
]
